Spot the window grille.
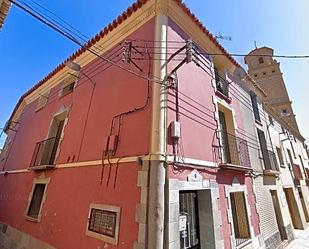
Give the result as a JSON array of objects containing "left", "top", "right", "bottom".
[
  {"left": 88, "top": 209, "right": 117, "bottom": 238},
  {"left": 230, "top": 192, "right": 251, "bottom": 246},
  {"left": 179, "top": 191, "right": 200, "bottom": 249}
]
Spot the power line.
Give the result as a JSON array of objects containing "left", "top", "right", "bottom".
[
  {"left": 9, "top": 0, "right": 163, "bottom": 85},
  {"left": 8, "top": 0, "right": 293, "bottom": 149}
]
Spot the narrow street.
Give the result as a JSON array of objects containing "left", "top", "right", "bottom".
[{"left": 287, "top": 228, "right": 309, "bottom": 249}]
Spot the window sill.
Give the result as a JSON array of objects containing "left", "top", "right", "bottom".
[
  {"left": 86, "top": 230, "right": 118, "bottom": 245},
  {"left": 35, "top": 106, "right": 45, "bottom": 113},
  {"left": 263, "top": 169, "right": 280, "bottom": 177},
  {"left": 59, "top": 91, "right": 73, "bottom": 99},
  {"left": 28, "top": 165, "right": 56, "bottom": 171},
  {"left": 219, "top": 163, "right": 252, "bottom": 173},
  {"left": 24, "top": 215, "right": 40, "bottom": 223},
  {"left": 255, "top": 119, "right": 263, "bottom": 126},
  {"left": 215, "top": 90, "right": 232, "bottom": 103},
  {"left": 236, "top": 238, "right": 252, "bottom": 249}
]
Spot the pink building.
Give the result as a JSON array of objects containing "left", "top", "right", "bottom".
[{"left": 0, "top": 1, "right": 265, "bottom": 249}]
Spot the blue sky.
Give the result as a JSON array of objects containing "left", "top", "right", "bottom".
[{"left": 1, "top": 0, "right": 309, "bottom": 146}]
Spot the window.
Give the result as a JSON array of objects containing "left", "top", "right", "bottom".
[
  {"left": 250, "top": 93, "right": 260, "bottom": 122},
  {"left": 258, "top": 57, "right": 264, "bottom": 64},
  {"left": 254, "top": 74, "right": 258, "bottom": 78},
  {"left": 214, "top": 67, "right": 229, "bottom": 97},
  {"left": 25, "top": 179, "right": 49, "bottom": 222},
  {"left": 281, "top": 125, "right": 285, "bottom": 134},
  {"left": 230, "top": 192, "right": 251, "bottom": 246},
  {"left": 257, "top": 129, "right": 274, "bottom": 170},
  {"left": 290, "top": 142, "right": 296, "bottom": 158},
  {"left": 30, "top": 113, "right": 66, "bottom": 168},
  {"left": 268, "top": 114, "right": 274, "bottom": 126},
  {"left": 27, "top": 184, "right": 45, "bottom": 219},
  {"left": 287, "top": 149, "right": 293, "bottom": 165},
  {"left": 60, "top": 76, "right": 77, "bottom": 97},
  {"left": 263, "top": 72, "right": 266, "bottom": 75},
  {"left": 36, "top": 90, "right": 50, "bottom": 111},
  {"left": 179, "top": 191, "right": 200, "bottom": 249},
  {"left": 299, "top": 155, "right": 307, "bottom": 179},
  {"left": 86, "top": 204, "right": 121, "bottom": 245},
  {"left": 272, "top": 70, "right": 275, "bottom": 73},
  {"left": 61, "top": 81, "right": 75, "bottom": 96},
  {"left": 276, "top": 147, "right": 284, "bottom": 166}
]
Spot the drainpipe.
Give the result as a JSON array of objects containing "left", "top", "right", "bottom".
[{"left": 147, "top": 13, "right": 168, "bottom": 249}]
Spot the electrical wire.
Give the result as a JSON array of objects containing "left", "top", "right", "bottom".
[
  {"left": 9, "top": 0, "right": 164, "bottom": 84},
  {"left": 7, "top": 0, "right": 298, "bottom": 170}
]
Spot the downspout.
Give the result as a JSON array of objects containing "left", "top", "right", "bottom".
[{"left": 148, "top": 13, "right": 168, "bottom": 249}]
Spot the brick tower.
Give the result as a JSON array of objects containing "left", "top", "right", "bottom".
[{"left": 245, "top": 47, "right": 299, "bottom": 132}]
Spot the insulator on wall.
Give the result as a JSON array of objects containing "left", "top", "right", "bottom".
[
  {"left": 121, "top": 41, "right": 132, "bottom": 63},
  {"left": 186, "top": 39, "right": 194, "bottom": 63}
]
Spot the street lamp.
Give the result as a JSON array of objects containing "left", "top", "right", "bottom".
[{"left": 65, "top": 61, "right": 96, "bottom": 86}]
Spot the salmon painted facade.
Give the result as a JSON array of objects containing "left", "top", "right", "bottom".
[{"left": 1, "top": 1, "right": 309, "bottom": 249}]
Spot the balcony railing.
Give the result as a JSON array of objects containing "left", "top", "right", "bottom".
[
  {"left": 218, "top": 131, "right": 251, "bottom": 168},
  {"left": 30, "top": 137, "right": 59, "bottom": 169},
  {"left": 265, "top": 150, "right": 279, "bottom": 171}
]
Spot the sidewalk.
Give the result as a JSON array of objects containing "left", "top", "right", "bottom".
[{"left": 286, "top": 228, "right": 309, "bottom": 249}]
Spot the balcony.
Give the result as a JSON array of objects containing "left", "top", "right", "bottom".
[
  {"left": 263, "top": 150, "right": 280, "bottom": 176},
  {"left": 218, "top": 131, "right": 251, "bottom": 171},
  {"left": 29, "top": 137, "right": 59, "bottom": 170}
]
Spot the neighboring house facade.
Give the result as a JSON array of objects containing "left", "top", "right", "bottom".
[
  {"left": 0, "top": 0, "right": 11, "bottom": 29},
  {"left": 0, "top": 1, "right": 308, "bottom": 249}
]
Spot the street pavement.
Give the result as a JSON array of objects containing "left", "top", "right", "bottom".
[{"left": 286, "top": 228, "right": 309, "bottom": 249}]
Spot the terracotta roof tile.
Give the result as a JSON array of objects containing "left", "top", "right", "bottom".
[{"left": 8, "top": 0, "right": 240, "bottom": 125}]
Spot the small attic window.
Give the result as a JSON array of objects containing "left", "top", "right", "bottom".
[
  {"left": 36, "top": 90, "right": 50, "bottom": 111},
  {"left": 254, "top": 74, "right": 258, "bottom": 77},
  {"left": 258, "top": 57, "right": 264, "bottom": 64},
  {"left": 60, "top": 76, "right": 76, "bottom": 97}
]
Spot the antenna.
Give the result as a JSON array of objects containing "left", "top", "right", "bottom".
[
  {"left": 215, "top": 32, "right": 232, "bottom": 41},
  {"left": 254, "top": 41, "right": 258, "bottom": 49}
]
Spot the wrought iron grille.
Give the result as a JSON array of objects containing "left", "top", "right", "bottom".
[
  {"left": 267, "top": 150, "right": 279, "bottom": 171},
  {"left": 215, "top": 75, "right": 229, "bottom": 97},
  {"left": 30, "top": 137, "right": 59, "bottom": 167},
  {"left": 218, "top": 131, "right": 251, "bottom": 168}
]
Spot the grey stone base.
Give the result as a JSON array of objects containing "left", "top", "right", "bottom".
[
  {"left": 285, "top": 224, "right": 295, "bottom": 241},
  {"left": 0, "top": 222, "right": 55, "bottom": 249},
  {"left": 264, "top": 232, "right": 282, "bottom": 249}
]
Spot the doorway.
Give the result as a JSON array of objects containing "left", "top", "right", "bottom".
[
  {"left": 298, "top": 187, "right": 309, "bottom": 222},
  {"left": 270, "top": 190, "right": 287, "bottom": 241},
  {"left": 179, "top": 191, "right": 200, "bottom": 249},
  {"left": 284, "top": 188, "right": 303, "bottom": 229}
]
